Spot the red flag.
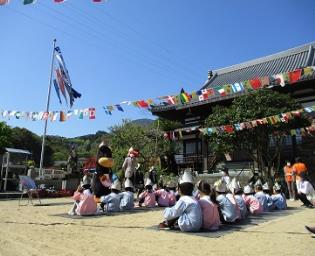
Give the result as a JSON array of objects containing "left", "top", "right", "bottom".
[
  {"left": 137, "top": 100, "right": 149, "bottom": 108},
  {"left": 249, "top": 78, "right": 262, "bottom": 90},
  {"left": 55, "top": 69, "right": 67, "bottom": 104},
  {"left": 288, "top": 69, "right": 302, "bottom": 84},
  {"left": 224, "top": 125, "right": 234, "bottom": 133},
  {"left": 93, "top": 0, "right": 102, "bottom": 2},
  {"left": 59, "top": 111, "right": 67, "bottom": 122},
  {"left": 54, "top": 0, "right": 66, "bottom": 3},
  {"left": 0, "top": 0, "right": 10, "bottom": 6},
  {"left": 167, "top": 96, "right": 176, "bottom": 105},
  {"left": 89, "top": 108, "right": 96, "bottom": 119}
]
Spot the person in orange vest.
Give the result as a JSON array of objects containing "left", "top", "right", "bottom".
[
  {"left": 292, "top": 157, "right": 308, "bottom": 187},
  {"left": 283, "top": 161, "right": 295, "bottom": 200}
]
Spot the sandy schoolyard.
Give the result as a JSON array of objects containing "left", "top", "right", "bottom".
[{"left": 0, "top": 198, "right": 314, "bottom": 256}]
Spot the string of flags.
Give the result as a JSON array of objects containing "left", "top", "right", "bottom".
[
  {"left": 102, "top": 66, "right": 315, "bottom": 115},
  {"left": 0, "top": 108, "right": 96, "bottom": 122},
  {"left": 0, "top": 0, "right": 106, "bottom": 6},
  {"left": 162, "top": 105, "right": 315, "bottom": 140}
]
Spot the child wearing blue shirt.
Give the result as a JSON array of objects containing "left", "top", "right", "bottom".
[
  {"left": 255, "top": 184, "right": 269, "bottom": 212},
  {"left": 120, "top": 178, "right": 135, "bottom": 211},
  {"left": 100, "top": 180, "right": 122, "bottom": 212},
  {"left": 271, "top": 183, "right": 287, "bottom": 210},
  {"left": 159, "top": 170, "right": 202, "bottom": 232}
]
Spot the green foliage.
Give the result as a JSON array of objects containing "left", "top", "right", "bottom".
[
  {"left": 204, "top": 89, "right": 311, "bottom": 176},
  {"left": 0, "top": 122, "right": 12, "bottom": 153},
  {"left": 108, "top": 119, "right": 176, "bottom": 174}
]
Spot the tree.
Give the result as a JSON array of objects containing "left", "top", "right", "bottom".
[
  {"left": 0, "top": 122, "right": 12, "bottom": 153},
  {"left": 204, "top": 89, "right": 311, "bottom": 180},
  {"left": 11, "top": 127, "right": 54, "bottom": 167},
  {"left": 108, "top": 119, "right": 178, "bottom": 176}
]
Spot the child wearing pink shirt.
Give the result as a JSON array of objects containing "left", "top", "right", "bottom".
[
  {"left": 68, "top": 184, "right": 97, "bottom": 216},
  {"left": 197, "top": 180, "right": 220, "bottom": 231},
  {"left": 138, "top": 178, "right": 157, "bottom": 207},
  {"left": 155, "top": 187, "right": 172, "bottom": 207},
  {"left": 242, "top": 185, "right": 263, "bottom": 215}
]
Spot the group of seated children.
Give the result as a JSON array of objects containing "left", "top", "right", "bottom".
[
  {"left": 68, "top": 177, "right": 178, "bottom": 215},
  {"left": 158, "top": 170, "right": 288, "bottom": 232},
  {"left": 68, "top": 179, "right": 135, "bottom": 215}
]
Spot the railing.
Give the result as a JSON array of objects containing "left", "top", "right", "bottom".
[
  {"left": 34, "top": 168, "right": 66, "bottom": 180},
  {"left": 174, "top": 154, "right": 203, "bottom": 165}
]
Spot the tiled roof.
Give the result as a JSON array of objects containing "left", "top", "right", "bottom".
[{"left": 202, "top": 42, "right": 315, "bottom": 89}]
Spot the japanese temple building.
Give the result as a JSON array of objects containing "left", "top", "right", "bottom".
[{"left": 151, "top": 42, "right": 315, "bottom": 173}]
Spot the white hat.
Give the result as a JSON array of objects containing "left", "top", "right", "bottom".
[
  {"left": 243, "top": 185, "right": 254, "bottom": 194},
  {"left": 262, "top": 182, "right": 270, "bottom": 190},
  {"left": 229, "top": 178, "right": 240, "bottom": 193},
  {"left": 273, "top": 182, "right": 281, "bottom": 191},
  {"left": 111, "top": 180, "right": 121, "bottom": 191},
  {"left": 214, "top": 179, "right": 227, "bottom": 193},
  {"left": 254, "top": 179, "right": 262, "bottom": 187},
  {"left": 124, "top": 179, "right": 133, "bottom": 188},
  {"left": 178, "top": 169, "right": 194, "bottom": 184},
  {"left": 145, "top": 178, "right": 153, "bottom": 187}
]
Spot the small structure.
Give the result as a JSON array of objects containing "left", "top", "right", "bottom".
[{"left": 0, "top": 148, "right": 31, "bottom": 191}]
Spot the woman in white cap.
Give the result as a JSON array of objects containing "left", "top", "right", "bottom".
[
  {"left": 271, "top": 183, "right": 287, "bottom": 210},
  {"left": 100, "top": 180, "right": 123, "bottom": 212},
  {"left": 296, "top": 172, "right": 315, "bottom": 208},
  {"left": 242, "top": 185, "right": 263, "bottom": 214},
  {"left": 214, "top": 179, "right": 238, "bottom": 223},
  {"left": 159, "top": 170, "right": 202, "bottom": 232},
  {"left": 120, "top": 179, "right": 135, "bottom": 211},
  {"left": 138, "top": 178, "right": 157, "bottom": 207}
]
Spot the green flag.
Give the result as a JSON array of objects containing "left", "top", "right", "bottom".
[{"left": 23, "top": 0, "right": 36, "bottom": 5}]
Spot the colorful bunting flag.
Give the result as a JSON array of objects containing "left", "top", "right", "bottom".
[
  {"left": 89, "top": 108, "right": 96, "bottom": 119},
  {"left": 288, "top": 69, "right": 302, "bottom": 84},
  {"left": 231, "top": 82, "right": 244, "bottom": 93},
  {"left": 23, "top": 0, "right": 36, "bottom": 5},
  {"left": 0, "top": 0, "right": 10, "bottom": 5},
  {"left": 115, "top": 104, "right": 124, "bottom": 112},
  {"left": 249, "top": 78, "right": 262, "bottom": 90},
  {"left": 54, "top": 0, "right": 66, "bottom": 3},
  {"left": 272, "top": 74, "right": 285, "bottom": 87}
]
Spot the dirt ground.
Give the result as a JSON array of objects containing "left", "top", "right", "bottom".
[{"left": 0, "top": 198, "right": 314, "bottom": 256}]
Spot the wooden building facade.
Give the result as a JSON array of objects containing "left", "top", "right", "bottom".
[{"left": 151, "top": 42, "right": 315, "bottom": 173}]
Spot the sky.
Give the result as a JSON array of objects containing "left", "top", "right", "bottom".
[{"left": 1, "top": 0, "right": 315, "bottom": 138}]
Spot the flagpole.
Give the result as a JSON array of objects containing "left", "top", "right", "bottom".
[{"left": 39, "top": 39, "right": 56, "bottom": 179}]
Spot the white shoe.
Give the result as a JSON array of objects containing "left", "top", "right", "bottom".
[{"left": 68, "top": 210, "right": 75, "bottom": 216}]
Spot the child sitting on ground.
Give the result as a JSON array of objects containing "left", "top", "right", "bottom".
[
  {"left": 155, "top": 185, "right": 172, "bottom": 207},
  {"left": 214, "top": 179, "right": 238, "bottom": 223},
  {"left": 255, "top": 183, "right": 269, "bottom": 212},
  {"left": 100, "top": 180, "right": 122, "bottom": 212},
  {"left": 197, "top": 180, "right": 220, "bottom": 231},
  {"left": 262, "top": 182, "right": 273, "bottom": 211},
  {"left": 166, "top": 182, "right": 177, "bottom": 206},
  {"left": 271, "top": 183, "right": 287, "bottom": 210},
  {"left": 68, "top": 184, "right": 97, "bottom": 216},
  {"left": 159, "top": 170, "right": 202, "bottom": 232},
  {"left": 227, "top": 178, "right": 247, "bottom": 220},
  {"left": 138, "top": 178, "right": 157, "bottom": 207},
  {"left": 120, "top": 178, "right": 135, "bottom": 211},
  {"left": 242, "top": 185, "right": 263, "bottom": 214}
]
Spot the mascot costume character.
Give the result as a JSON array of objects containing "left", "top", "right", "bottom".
[{"left": 92, "top": 142, "right": 116, "bottom": 202}]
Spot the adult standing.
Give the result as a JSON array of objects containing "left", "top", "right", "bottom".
[
  {"left": 122, "top": 147, "right": 139, "bottom": 181},
  {"left": 221, "top": 167, "right": 231, "bottom": 186},
  {"left": 292, "top": 157, "right": 308, "bottom": 187},
  {"left": 283, "top": 161, "right": 295, "bottom": 200}
]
